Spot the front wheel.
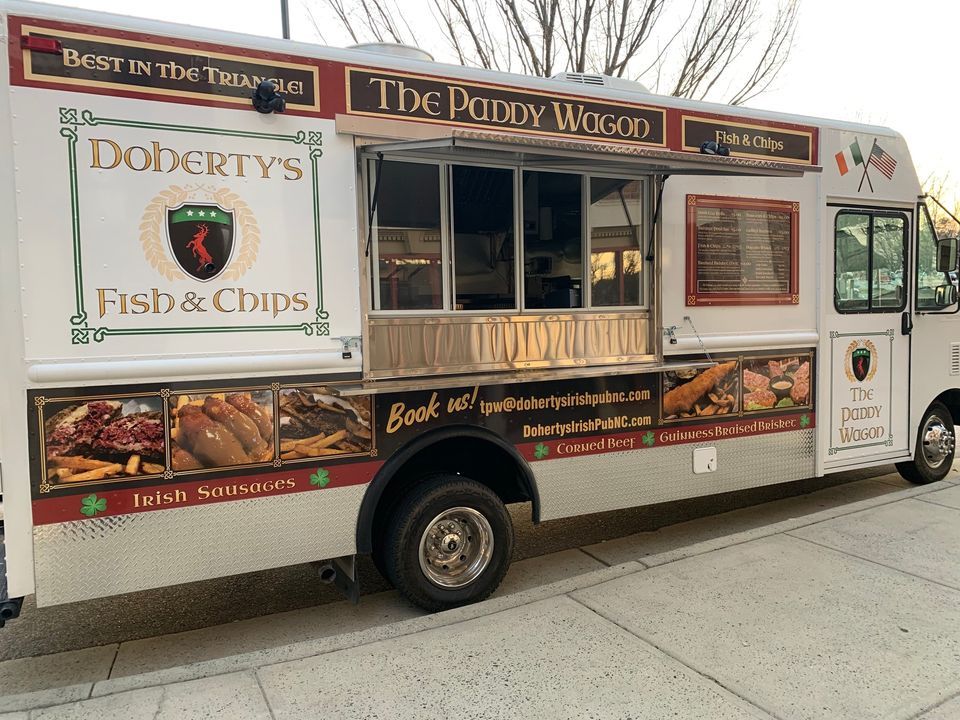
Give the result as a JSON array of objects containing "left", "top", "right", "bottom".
[
  {"left": 896, "top": 401, "right": 955, "bottom": 484},
  {"left": 381, "top": 475, "right": 514, "bottom": 612}
]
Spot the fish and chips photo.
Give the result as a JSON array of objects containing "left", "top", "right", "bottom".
[
  {"left": 43, "top": 396, "right": 165, "bottom": 486},
  {"left": 662, "top": 361, "right": 740, "bottom": 420},
  {"left": 278, "top": 387, "right": 372, "bottom": 460}
]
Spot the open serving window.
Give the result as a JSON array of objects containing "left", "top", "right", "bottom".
[{"left": 359, "top": 130, "right": 817, "bottom": 378}]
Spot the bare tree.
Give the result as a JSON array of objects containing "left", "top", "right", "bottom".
[
  {"left": 304, "top": 0, "right": 799, "bottom": 105},
  {"left": 923, "top": 172, "right": 960, "bottom": 239}
]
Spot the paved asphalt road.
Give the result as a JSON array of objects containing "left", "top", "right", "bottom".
[{"left": 0, "top": 465, "right": 892, "bottom": 662}]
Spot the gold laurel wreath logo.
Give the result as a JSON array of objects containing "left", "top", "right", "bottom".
[
  {"left": 139, "top": 185, "right": 260, "bottom": 281},
  {"left": 140, "top": 186, "right": 188, "bottom": 281}
]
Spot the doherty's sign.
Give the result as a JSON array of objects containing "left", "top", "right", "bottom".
[{"left": 346, "top": 68, "right": 667, "bottom": 146}]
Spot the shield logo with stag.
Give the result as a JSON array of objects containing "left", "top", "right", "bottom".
[
  {"left": 851, "top": 345, "right": 871, "bottom": 382},
  {"left": 166, "top": 204, "right": 235, "bottom": 281}
]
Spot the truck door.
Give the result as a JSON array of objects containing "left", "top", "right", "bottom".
[{"left": 824, "top": 205, "right": 911, "bottom": 470}]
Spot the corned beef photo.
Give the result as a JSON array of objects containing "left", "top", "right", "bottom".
[{"left": 42, "top": 397, "right": 166, "bottom": 487}]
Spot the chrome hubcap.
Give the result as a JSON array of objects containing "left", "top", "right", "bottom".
[
  {"left": 419, "top": 507, "right": 494, "bottom": 588},
  {"left": 921, "top": 414, "right": 955, "bottom": 469}
]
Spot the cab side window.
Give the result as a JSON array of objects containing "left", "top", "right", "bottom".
[
  {"left": 916, "top": 204, "right": 950, "bottom": 310},
  {"left": 835, "top": 210, "right": 907, "bottom": 313}
]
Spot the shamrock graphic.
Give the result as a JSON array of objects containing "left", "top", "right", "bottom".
[
  {"left": 800, "top": 414, "right": 811, "bottom": 429},
  {"left": 641, "top": 431, "right": 656, "bottom": 447},
  {"left": 534, "top": 443, "right": 549, "bottom": 460},
  {"left": 309, "top": 468, "right": 330, "bottom": 488},
  {"left": 79, "top": 494, "right": 107, "bottom": 517}
]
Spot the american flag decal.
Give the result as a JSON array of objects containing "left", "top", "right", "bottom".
[{"left": 869, "top": 142, "right": 897, "bottom": 179}]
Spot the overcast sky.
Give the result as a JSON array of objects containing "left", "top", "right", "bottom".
[{"left": 36, "top": 0, "right": 960, "bottom": 204}]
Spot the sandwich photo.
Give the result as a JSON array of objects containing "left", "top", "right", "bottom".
[
  {"left": 43, "top": 397, "right": 165, "bottom": 486},
  {"left": 278, "top": 387, "right": 372, "bottom": 460}
]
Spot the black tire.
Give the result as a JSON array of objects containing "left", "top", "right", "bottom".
[
  {"left": 896, "top": 401, "right": 956, "bottom": 484},
  {"left": 381, "top": 474, "right": 513, "bottom": 612},
  {"left": 370, "top": 540, "right": 389, "bottom": 581}
]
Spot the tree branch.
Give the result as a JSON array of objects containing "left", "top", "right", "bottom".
[{"left": 310, "top": 0, "right": 800, "bottom": 105}]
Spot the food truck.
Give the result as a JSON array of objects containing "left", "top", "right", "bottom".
[{"left": 1, "top": 0, "right": 958, "bottom": 621}]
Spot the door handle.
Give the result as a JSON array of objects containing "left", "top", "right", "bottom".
[{"left": 901, "top": 311, "right": 913, "bottom": 335}]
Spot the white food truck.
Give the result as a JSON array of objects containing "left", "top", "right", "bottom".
[{"left": 1, "top": 0, "right": 958, "bottom": 622}]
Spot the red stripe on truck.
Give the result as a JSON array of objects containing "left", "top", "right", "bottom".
[{"left": 31, "top": 460, "right": 383, "bottom": 525}]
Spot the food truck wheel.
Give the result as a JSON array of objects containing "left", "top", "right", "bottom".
[
  {"left": 382, "top": 475, "right": 514, "bottom": 612},
  {"left": 896, "top": 402, "right": 955, "bottom": 484}
]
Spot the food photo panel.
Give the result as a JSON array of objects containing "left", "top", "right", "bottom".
[
  {"left": 168, "top": 389, "right": 275, "bottom": 472},
  {"left": 42, "top": 394, "right": 165, "bottom": 488},
  {"left": 741, "top": 354, "right": 812, "bottom": 412},
  {"left": 662, "top": 360, "right": 740, "bottom": 421},
  {"left": 278, "top": 387, "right": 372, "bottom": 461}
]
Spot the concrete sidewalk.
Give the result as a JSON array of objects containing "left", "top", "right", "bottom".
[{"left": 3, "top": 470, "right": 960, "bottom": 719}]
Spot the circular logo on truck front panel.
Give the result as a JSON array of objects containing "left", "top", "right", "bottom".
[
  {"left": 845, "top": 339, "right": 878, "bottom": 383},
  {"left": 139, "top": 185, "right": 260, "bottom": 282}
]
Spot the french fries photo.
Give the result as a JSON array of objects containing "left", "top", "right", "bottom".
[
  {"left": 125, "top": 454, "right": 141, "bottom": 475},
  {"left": 280, "top": 430, "right": 350, "bottom": 459},
  {"left": 58, "top": 463, "right": 123, "bottom": 483},
  {"left": 49, "top": 455, "right": 115, "bottom": 471}
]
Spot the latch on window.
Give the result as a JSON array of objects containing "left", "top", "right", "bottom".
[{"left": 338, "top": 336, "right": 361, "bottom": 360}]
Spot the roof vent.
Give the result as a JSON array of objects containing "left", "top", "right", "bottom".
[
  {"left": 552, "top": 72, "right": 651, "bottom": 94},
  {"left": 349, "top": 42, "right": 434, "bottom": 63}
]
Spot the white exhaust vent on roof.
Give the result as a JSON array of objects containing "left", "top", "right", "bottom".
[
  {"left": 552, "top": 72, "right": 651, "bottom": 94},
  {"left": 350, "top": 42, "right": 434, "bottom": 63}
]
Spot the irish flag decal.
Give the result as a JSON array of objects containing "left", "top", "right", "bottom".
[{"left": 835, "top": 139, "right": 864, "bottom": 176}]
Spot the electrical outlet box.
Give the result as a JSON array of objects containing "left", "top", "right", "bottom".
[{"left": 693, "top": 447, "right": 717, "bottom": 474}]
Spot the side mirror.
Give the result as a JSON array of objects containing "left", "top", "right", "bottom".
[
  {"left": 936, "top": 237, "right": 958, "bottom": 272},
  {"left": 935, "top": 283, "right": 958, "bottom": 307}
]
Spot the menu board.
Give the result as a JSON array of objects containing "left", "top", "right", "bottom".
[{"left": 685, "top": 195, "right": 799, "bottom": 306}]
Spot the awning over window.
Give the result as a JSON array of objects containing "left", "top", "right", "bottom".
[{"left": 361, "top": 129, "right": 821, "bottom": 178}]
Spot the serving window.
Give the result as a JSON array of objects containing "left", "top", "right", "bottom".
[
  {"left": 370, "top": 160, "right": 444, "bottom": 311},
  {"left": 367, "top": 158, "right": 647, "bottom": 313},
  {"left": 452, "top": 165, "right": 516, "bottom": 311},
  {"left": 590, "top": 178, "right": 643, "bottom": 307}
]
